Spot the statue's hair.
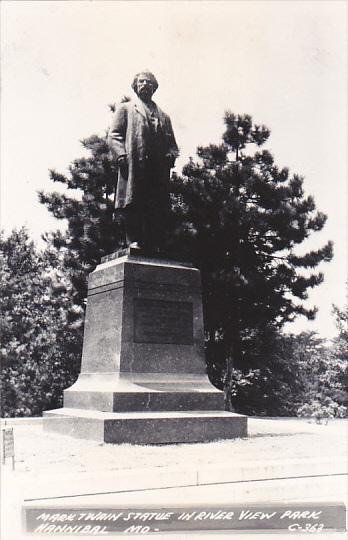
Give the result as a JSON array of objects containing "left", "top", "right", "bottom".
[{"left": 131, "top": 71, "right": 158, "bottom": 92}]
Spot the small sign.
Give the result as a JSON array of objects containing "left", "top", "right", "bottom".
[{"left": 2, "top": 427, "right": 15, "bottom": 469}]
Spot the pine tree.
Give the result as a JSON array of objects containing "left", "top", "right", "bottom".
[
  {"left": 168, "top": 112, "right": 333, "bottom": 400},
  {"left": 38, "top": 134, "right": 124, "bottom": 306}
]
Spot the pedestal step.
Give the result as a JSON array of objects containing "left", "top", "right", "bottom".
[
  {"left": 43, "top": 408, "right": 247, "bottom": 444},
  {"left": 64, "top": 390, "right": 224, "bottom": 412}
]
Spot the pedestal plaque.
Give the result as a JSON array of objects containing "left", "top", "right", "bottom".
[
  {"left": 43, "top": 249, "right": 247, "bottom": 443},
  {"left": 134, "top": 299, "right": 193, "bottom": 344}
]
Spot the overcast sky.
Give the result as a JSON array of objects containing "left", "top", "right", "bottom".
[{"left": 1, "top": 1, "right": 347, "bottom": 339}]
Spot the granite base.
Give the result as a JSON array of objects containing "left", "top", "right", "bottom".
[
  {"left": 44, "top": 250, "right": 248, "bottom": 444},
  {"left": 43, "top": 408, "right": 247, "bottom": 444}
]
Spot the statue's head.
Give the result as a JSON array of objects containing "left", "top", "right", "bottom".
[{"left": 132, "top": 71, "right": 158, "bottom": 102}]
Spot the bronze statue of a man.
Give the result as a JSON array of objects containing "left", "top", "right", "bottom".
[{"left": 108, "top": 71, "right": 179, "bottom": 250}]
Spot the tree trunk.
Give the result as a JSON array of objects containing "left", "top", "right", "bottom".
[{"left": 224, "top": 352, "right": 235, "bottom": 412}]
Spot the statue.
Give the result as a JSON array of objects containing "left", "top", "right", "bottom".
[{"left": 108, "top": 71, "right": 179, "bottom": 251}]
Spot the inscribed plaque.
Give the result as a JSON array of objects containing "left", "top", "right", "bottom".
[{"left": 134, "top": 298, "right": 193, "bottom": 345}]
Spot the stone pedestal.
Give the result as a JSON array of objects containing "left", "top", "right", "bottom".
[{"left": 44, "top": 249, "right": 247, "bottom": 443}]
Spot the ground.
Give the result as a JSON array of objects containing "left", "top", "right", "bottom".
[
  {"left": 2, "top": 417, "right": 346, "bottom": 474},
  {"left": 1, "top": 417, "right": 347, "bottom": 540}
]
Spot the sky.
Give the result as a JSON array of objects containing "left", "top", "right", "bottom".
[{"left": 1, "top": 1, "right": 347, "bottom": 339}]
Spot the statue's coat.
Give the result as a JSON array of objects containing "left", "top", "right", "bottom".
[{"left": 108, "top": 98, "right": 178, "bottom": 209}]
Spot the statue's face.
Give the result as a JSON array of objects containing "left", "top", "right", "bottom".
[{"left": 135, "top": 74, "right": 155, "bottom": 101}]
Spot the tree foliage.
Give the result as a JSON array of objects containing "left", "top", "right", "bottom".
[
  {"left": 331, "top": 302, "right": 348, "bottom": 366},
  {"left": 0, "top": 228, "right": 83, "bottom": 416},
  {"left": 38, "top": 135, "right": 124, "bottom": 306},
  {"left": 167, "top": 112, "right": 333, "bottom": 397},
  {"left": 329, "top": 301, "right": 348, "bottom": 412},
  {"left": 294, "top": 330, "right": 347, "bottom": 423},
  {"left": 231, "top": 329, "right": 347, "bottom": 419}
]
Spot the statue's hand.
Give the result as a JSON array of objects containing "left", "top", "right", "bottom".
[{"left": 117, "top": 155, "right": 128, "bottom": 167}]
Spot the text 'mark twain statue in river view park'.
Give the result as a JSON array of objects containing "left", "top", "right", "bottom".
[
  {"left": 108, "top": 71, "right": 179, "bottom": 251},
  {"left": 43, "top": 71, "right": 247, "bottom": 444}
]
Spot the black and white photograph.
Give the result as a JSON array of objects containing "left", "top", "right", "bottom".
[{"left": 1, "top": 1, "right": 347, "bottom": 538}]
